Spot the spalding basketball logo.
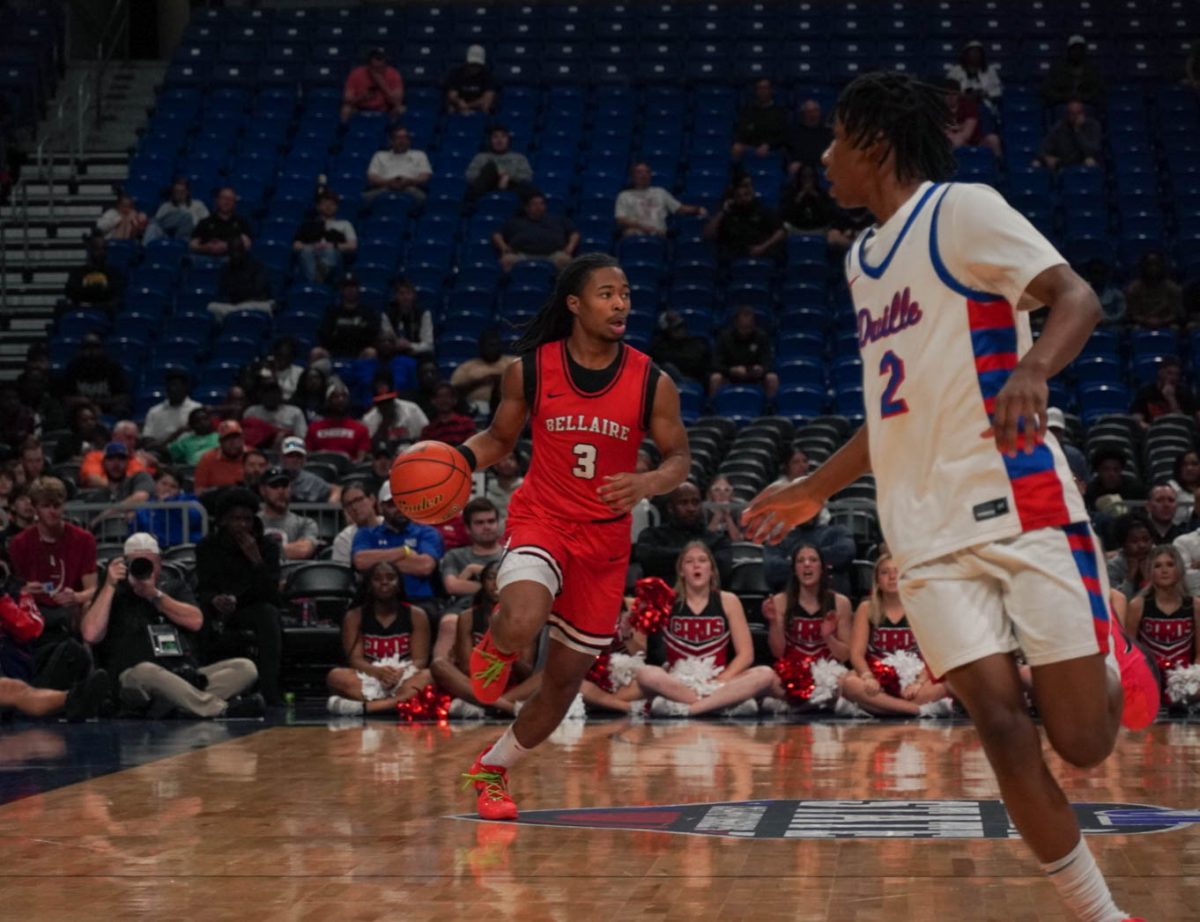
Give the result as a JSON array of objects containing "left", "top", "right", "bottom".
[{"left": 452, "top": 799, "right": 1200, "bottom": 839}]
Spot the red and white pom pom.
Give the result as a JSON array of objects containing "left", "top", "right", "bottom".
[
  {"left": 608, "top": 651, "right": 645, "bottom": 690},
  {"left": 882, "top": 649, "right": 926, "bottom": 692},
  {"left": 810, "top": 658, "right": 849, "bottom": 707},
  {"left": 669, "top": 655, "right": 721, "bottom": 697},
  {"left": 773, "top": 652, "right": 815, "bottom": 703},
  {"left": 1165, "top": 663, "right": 1200, "bottom": 704},
  {"left": 396, "top": 683, "right": 452, "bottom": 722},
  {"left": 630, "top": 577, "right": 676, "bottom": 635}
]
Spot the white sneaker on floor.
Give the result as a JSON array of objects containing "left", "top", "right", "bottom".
[
  {"left": 918, "top": 698, "right": 955, "bottom": 718},
  {"left": 650, "top": 696, "right": 691, "bottom": 718},
  {"left": 834, "top": 697, "right": 871, "bottom": 718},
  {"left": 760, "top": 697, "right": 791, "bottom": 716},
  {"left": 722, "top": 698, "right": 759, "bottom": 718},
  {"left": 326, "top": 695, "right": 365, "bottom": 717},
  {"left": 448, "top": 698, "right": 486, "bottom": 720}
]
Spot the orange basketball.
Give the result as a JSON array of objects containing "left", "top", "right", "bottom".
[{"left": 389, "top": 441, "right": 473, "bottom": 525}]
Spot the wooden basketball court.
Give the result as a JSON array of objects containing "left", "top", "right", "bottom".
[{"left": 1, "top": 717, "right": 1196, "bottom": 921}]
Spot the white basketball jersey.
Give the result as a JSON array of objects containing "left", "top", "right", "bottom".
[{"left": 845, "top": 181, "right": 1088, "bottom": 573}]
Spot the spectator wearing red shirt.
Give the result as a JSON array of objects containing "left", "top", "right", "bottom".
[
  {"left": 340, "top": 48, "right": 405, "bottom": 123},
  {"left": 306, "top": 383, "right": 371, "bottom": 461},
  {"left": 418, "top": 382, "right": 477, "bottom": 447},
  {"left": 194, "top": 421, "right": 248, "bottom": 492},
  {"left": 943, "top": 79, "right": 1001, "bottom": 157},
  {"left": 7, "top": 476, "right": 98, "bottom": 639}
]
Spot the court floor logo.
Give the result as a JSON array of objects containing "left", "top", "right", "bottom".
[{"left": 454, "top": 800, "right": 1200, "bottom": 839}]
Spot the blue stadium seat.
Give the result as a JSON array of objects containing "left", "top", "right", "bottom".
[
  {"left": 1079, "top": 384, "right": 1131, "bottom": 425},
  {"left": 776, "top": 386, "right": 826, "bottom": 421},
  {"left": 712, "top": 385, "right": 765, "bottom": 425}
]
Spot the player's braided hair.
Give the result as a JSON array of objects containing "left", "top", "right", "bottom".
[
  {"left": 511, "top": 252, "right": 621, "bottom": 353},
  {"left": 834, "top": 71, "right": 956, "bottom": 185}
]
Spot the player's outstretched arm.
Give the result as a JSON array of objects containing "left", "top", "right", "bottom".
[
  {"left": 742, "top": 427, "right": 872, "bottom": 544},
  {"left": 990, "top": 264, "right": 1101, "bottom": 457},
  {"left": 597, "top": 374, "right": 691, "bottom": 514},
  {"left": 458, "top": 360, "right": 528, "bottom": 473}
]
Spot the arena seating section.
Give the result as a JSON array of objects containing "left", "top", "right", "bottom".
[{"left": 41, "top": 0, "right": 1200, "bottom": 515}]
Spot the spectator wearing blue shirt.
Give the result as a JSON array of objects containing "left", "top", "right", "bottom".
[
  {"left": 351, "top": 481, "right": 443, "bottom": 606},
  {"left": 133, "top": 467, "right": 205, "bottom": 548}
]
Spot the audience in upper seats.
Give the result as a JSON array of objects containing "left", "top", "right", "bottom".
[
  {"left": 1041, "top": 35, "right": 1106, "bottom": 107},
  {"left": 78, "top": 421, "right": 150, "bottom": 489},
  {"left": 450, "top": 330, "right": 517, "bottom": 416},
  {"left": 494, "top": 192, "right": 579, "bottom": 273},
  {"left": 1131, "top": 357, "right": 1198, "bottom": 429},
  {"left": 614, "top": 162, "right": 707, "bottom": 238},
  {"left": 319, "top": 276, "right": 383, "bottom": 359},
  {"left": 58, "top": 334, "right": 130, "bottom": 417},
  {"left": 193, "top": 420, "right": 248, "bottom": 493},
  {"left": 650, "top": 310, "right": 712, "bottom": 388},
  {"left": 266, "top": 338, "right": 304, "bottom": 401},
  {"left": 365, "top": 125, "right": 432, "bottom": 206},
  {"left": 208, "top": 236, "right": 274, "bottom": 322},
  {"left": 1109, "top": 514, "right": 1154, "bottom": 600},
  {"left": 382, "top": 277, "right": 435, "bottom": 359},
  {"left": 419, "top": 383, "right": 478, "bottom": 446},
  {"left": 144, "top": 177, "right": 209, "bottom": 244},
  {"left": 444, "top": 45, "right": 496, "bottom": 115},
  {"left": 1035, "top": 99, "right": 1102, "bottom": 171},
  {"left": 64, "top": 233, "right": 124, "bottom": 316},
  {"left": 341, "top": 47, "right": 405, "bottom": 123},
  {"left": 634, "top": 482, "right": 732, "bottom": 584},
  {"left": 704, "top": 176, "right": 785, "bottom": 262},
  {"left": 142, "top": 369, "right": 202, "bottom": 446},
  {"left": 245, "top": 380, "right": 307, "bottom": 442},
  {"left": 306, "top": 383, "right": 371, "bottom": 461},
  {"left": 279, "top": 436, "right": 339, "bottom": 504},
  {"left": 785, "top": 98, "right": 833, "bottom": 175},
  {"left": 1083, "top": 258, "right": 1127, "bottom": 326},
  {"left": 731, "top": 77, "right": 790, "bottom": 161},
  {"left": 711, "top": 306, "right": 779, "bottom": 400},
  {"left": 942, "top": 78, "right": 1002, "bottom": 157},
  {"left": 167, "top": 408, "right": 219, "bottom": 465},
  {"left": 944, "top": 40, "right": 1004, "bottom": 112},
  {"left": 1086, "top": 447, "right": 1148, "bottom": 508},
  {"left": 195, "top": 488, "right": 285, "bottom": 706},
  {"left": 189, "top": 186, "right": 253, "bottom": 258},
  {"left": 95, "top": 192, "right": 147, "bottom": 241},
  {"left": 779, "top": 163, "right": 838, "bottom": 237},
  {"left": 293, "top": 189, "right": 357, "bottom": 285},
  {"left": 82, "top": 532, "right": 263, "bottom": 719},
  {"left": 363, "top": 390, "right": 429, "bottom": 449},
  {"left": 351, "top": 482, "right": 444, "bottom": 611},
  {"left": 90, "top": 441, "right": 154, "bottom": 506},
  {"left": 257, "top": 466, "right": 319, "bottom": 561},
  {"left": 465, "top": 125, "right": 533, "bottom": 201},
  {"left": 1125, "top": 250, "right": 1183, "bottom": 331},
  {"left": 52, "top": 401, "right": 109, "bottom": 465},
  {"left": 332, "top": 483, "right": 382, "bottom": 566}
]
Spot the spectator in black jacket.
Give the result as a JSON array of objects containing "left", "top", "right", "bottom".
[
  {"left": 1041, "top": 35, "right": 1106, "bottom": 107},
  {"left": 444, "top": 44, "right": 496, "bottom": 115},
  {"left": 634, "top": 483, "right": 732, "bottom": 584},
  {"left": 58, "top": 334, "right": 130, "bottom": 416},
  {"left": 189, "top": 186, "right": 253, "bottom": 258},
  {"left": 63, "top": 233, "right": 124, "bottom": 316},
  {"left": 710, "top": 306, "right": 778, "bottom": 399},
  {"left": 319, "top": 275, "right": 382, "bottom": 358},
  {"left": 786, "top": 98, "right": 832, "bottom": 175},
  {"left": 732, "top": 78, "right": 790, "bottom": 161},
  {"left": 650, "top": 311, "right": 712, "bottom": 387},
  {"left": 704, "top": 176, "right": 785, "bottom": 262},
  {"left": 208, "top": 237, "right": 274, "bottom": 323},
  {"left": 194, "top": 488, "right": 285, "bottom": 706}
]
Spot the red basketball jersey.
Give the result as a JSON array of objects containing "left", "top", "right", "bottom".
[{"left": 508, "top": 341, "right": 655, "bottom": 523}]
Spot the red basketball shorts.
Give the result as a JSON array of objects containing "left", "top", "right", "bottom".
[{"left": 497, "top": 509, "right": 630, "bottom": 657}]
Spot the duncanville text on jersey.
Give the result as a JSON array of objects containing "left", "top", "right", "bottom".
[{"left": 544, "top": 414, "right": 632, "bottom": 441}]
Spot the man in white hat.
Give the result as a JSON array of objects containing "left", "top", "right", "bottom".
[
  {"left": 81, "top": 533, "right": 263, "bottom": 718},
  {"left": 445, "top": 44, "right": 495, "bottom": 115},
  {"left": 280, "top": 435, "right": 340, "bottom": 504}
]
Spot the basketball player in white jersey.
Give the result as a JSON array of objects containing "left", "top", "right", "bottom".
[{"left": 743, "top": 73, "right": 1158, "bottom": 922}]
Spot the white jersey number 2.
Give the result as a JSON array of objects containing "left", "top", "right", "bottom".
[{"left": 572, "top": 443, "right": 597, "bottom": 479}]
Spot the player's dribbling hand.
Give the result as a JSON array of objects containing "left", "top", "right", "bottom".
[
  {"left": 741, "top": 480, "right": 824, "bottom": 544},
  {"left": 597, "top": 472, "right": 650, "bottom": 514},
  {"left": 986, "top": 364, "right": 1048, "bottom": 457}
]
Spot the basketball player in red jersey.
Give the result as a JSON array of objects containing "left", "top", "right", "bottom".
[{"left": 448, "top": 253, "right": 690, "bottom": 820}]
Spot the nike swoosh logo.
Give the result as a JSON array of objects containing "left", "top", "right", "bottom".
[
  {"left": 848, "top": 275, "right": 861, "bottom": 289},
  {"left": 607, "top": 555, "right": 625, "bottom": 562},
  {"left": 547, "top": 391, "right": 565, "bottom": 399}
]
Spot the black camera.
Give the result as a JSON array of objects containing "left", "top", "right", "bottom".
[{"left": 128, "top": 557, "right": 154, "bottom": 580}]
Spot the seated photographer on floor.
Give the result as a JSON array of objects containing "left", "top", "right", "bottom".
[{"left": 81, "top": 533, "right": 263, "bottom": 719}]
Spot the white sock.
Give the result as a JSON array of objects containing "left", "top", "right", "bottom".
[
  {"left": 1040, "top": 838, "right": 1126, "bottom": 922},
  {"left": 481, "top": 726, "right": 530, "bottom": 770}
]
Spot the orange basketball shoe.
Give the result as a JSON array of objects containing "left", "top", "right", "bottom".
[
  {"left": 469, "top": 630, "right": 517, "bottom": 704},
  {"left": 462, "top": 749, "right": 518, "bottom": 821},
  {"left": 1110, "top": 616, "right": 1160, "bottom": 732}
]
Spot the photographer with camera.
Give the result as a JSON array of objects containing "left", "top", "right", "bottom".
[{"left": 81, "top": 533, "right": 263, "bottom": 719}]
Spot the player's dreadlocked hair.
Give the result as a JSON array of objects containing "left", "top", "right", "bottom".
[
  {"left": 834, "top": 71, "right": 956, "bottom": 185},
  {"left": 511, "top": 252, "right": 621, "bottom": 353}
]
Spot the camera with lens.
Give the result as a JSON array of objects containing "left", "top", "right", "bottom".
[{"left": 128, "top": 557, "right": 155, "bottom": 581}]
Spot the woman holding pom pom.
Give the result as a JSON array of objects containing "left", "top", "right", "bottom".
[
  {"left": 634, "top": 542, "right": 776, "bottom": 717},
  {"left": 763, "top": 544, "right": 853, "bottom": 710},
  {"left": 1125, "top": 545, "right": 1200, "bottom": 709},
  {"left": 838, "top": 555, "right": 954, "bottom": 718},
  {"left": 326, "top": 561, "right": 431, "bottom": 716},
  {"left": 580, "top": 598, "right": 648, "bottom": 714}
]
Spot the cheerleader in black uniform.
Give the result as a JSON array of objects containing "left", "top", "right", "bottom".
[
  {"left": 1125, "top": 545, "right": 1200, "bottom": 707},
  {"left": 839, "top": 555, "right": 953, "bottom": 717}
]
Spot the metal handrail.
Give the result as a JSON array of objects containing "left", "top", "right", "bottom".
[{"left": 94, "top": 0, "right": 131, "bottom": 129}]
